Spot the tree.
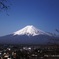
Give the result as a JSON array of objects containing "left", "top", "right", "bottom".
[
  {"left": 0, "top": 0, "right": 10, "bottom": 11},
  {"left": 56, "top": 29, "right": 59, "bottom": 33}
]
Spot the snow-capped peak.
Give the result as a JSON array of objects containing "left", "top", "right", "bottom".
[{"left": 13, "top": 25, "right": 50, "bottom": 36}]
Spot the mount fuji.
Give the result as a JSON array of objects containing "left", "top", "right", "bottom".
[
  {"left": 0, "top": 25, "right": 58, "bottom": 45},
  {"left": 13, "top": 25, "right": 50, "bottom": 36}
]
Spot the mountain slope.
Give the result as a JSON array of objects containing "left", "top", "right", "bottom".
[
  {"left": 0, "top": 25, "right": 57, "bottom": 45},
  {"left": 13, "top": 25, "right": 50, "bottom": 36}
]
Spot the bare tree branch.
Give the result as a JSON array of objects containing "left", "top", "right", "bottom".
[
  {"left": 56, "top": 29, "right": 59, "bottom": 33},
  {"left": 0, "top": 0, "right": 10, "bottom": 11}
]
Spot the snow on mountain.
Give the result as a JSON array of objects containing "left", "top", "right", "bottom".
[
  {"left": 0, "top": 25, "right": 58, "bottom": 44},
  {"left": 13, "top": 25, "right": 50, "bottom": 36}
]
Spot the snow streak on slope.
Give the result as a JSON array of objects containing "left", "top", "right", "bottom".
[{"left": 13, "top": 25, "right": 50, "bottom": 36}]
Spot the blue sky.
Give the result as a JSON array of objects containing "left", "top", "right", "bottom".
[{"left": 0, "top": 0, "right": 59, "bottom": 36}]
